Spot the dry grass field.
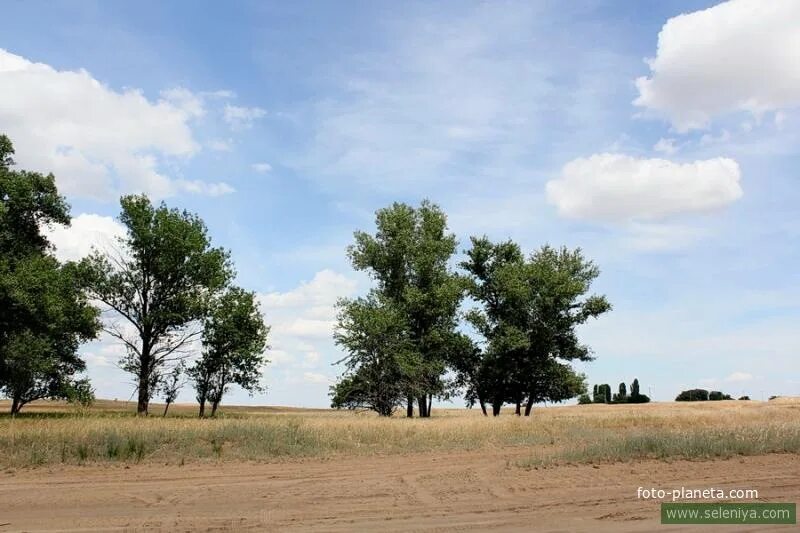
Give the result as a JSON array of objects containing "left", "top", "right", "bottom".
[{"left": 1, "top": 399, "right": 799, "bottom": 531}]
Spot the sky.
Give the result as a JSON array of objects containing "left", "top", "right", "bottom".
[{"left": 1, "top": 0, "right": 799, "bottom": 407}]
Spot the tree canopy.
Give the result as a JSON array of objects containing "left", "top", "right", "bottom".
[
  {"left": 0, "top": 134, "right": 100, "bottom": 414},
  {"left": 85, "top": 194, "right": 233, "bottom": 415}
]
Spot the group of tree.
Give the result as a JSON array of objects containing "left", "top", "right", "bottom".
[
  {"left": 675, "top": 389, "right": 733, "bottom": 402},
  {"left": 0, "top": 135, "right": 101, "bottom": 415},
  {"left": 0, "top": 134, "right": 269, "bottom": 416},
  {"left": 330, "top": 201, "right": 611, "bottom": 417},
  {"left": 581, "top": 378, "right": 650, "bottom": 404}
]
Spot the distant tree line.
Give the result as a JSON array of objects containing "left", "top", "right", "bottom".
[
  {"left": 330, "top": 201, "right": 612, "bottom": 417},
  {"left": 578, "top": 378, "right": 650, "bottom": 404},
  {"left": 0, "top": 134, "right": 269, "bottom": 416},
  {"left": 675, "top": 389, "right": 733, "bottom": 402}
]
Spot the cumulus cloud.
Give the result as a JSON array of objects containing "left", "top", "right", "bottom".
[
  {"left": 258, "top": 269, "right": 357, "bottom": 367},
  {"left": 251, "top": 162, "right": 272, "bottom": 173},
  {"left": 546, "top": 153, "right": 742, "bottom": 223},
  {"left": 634, "top": 0, "right": 800, "bottom": 131},
  {"left": 653, "top": 137, "right": 678, "bottom": 155},
  {"left": 44, "top": 213, "right": 127, "bottom": 262},
  {"left": 223, "top": 104, "right": 266, "bottom": 129},
  {"left": 0, "top": 48, "right": 233, "bottom": 200}
]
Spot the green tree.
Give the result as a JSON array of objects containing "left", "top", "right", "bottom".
[
  {"left": 189, "top": 287, "right": 269, "bottom": 417},
  {"left": 159, "top": 361, "right": 186, "bottom": 417},
  {"left": 461, "top": 238, "right": 610, "bottom": 415},
  {"left": 0, "top": 135, "right": 100, "bottom": 414},
  {"left": 85, "top": 195, "right": 232, "bottom": 415},
  {"left": 332, "top": 201, "right": 464, "bottom": 417}
]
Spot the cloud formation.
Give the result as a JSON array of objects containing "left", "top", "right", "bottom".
[
  {"left": 634, "top": 0, "right": 800, "bottom": 131},
  {"left": 0, "top": 48, "right": 234, "bottom": 200},
  {"left": 44, "top": 213, "right": 127, "bottom": 262},
  {"left": 546, "top": 153, "right": 742, "bottom": 223}
]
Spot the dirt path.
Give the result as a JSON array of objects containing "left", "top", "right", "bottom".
[{"left": 1, "top": 451, "right": 797, "bottom": 532}]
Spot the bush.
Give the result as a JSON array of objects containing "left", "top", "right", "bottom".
[
  {"left": 629, "top": 394, "right": 650, "bottom": 404},
  {"left": 577, "top": 393, "right": 592, "bottom": 405},
  {"left": 676, "top": 389, "right": 709, "bottom": 402},
  {"left": 739, "top": 396, "right": 750, "bottom": 401}
]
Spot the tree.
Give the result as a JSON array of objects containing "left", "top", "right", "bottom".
[
  {"left": 189, "top": 287, "right": 269, "bottom": 417},
  {"left": 332, "top": 201, "right": 464, "bottom": 417},
  {"left": 331, "top": 295, "right": 414, "bottom": 416},
  {"left": 676, "top": 389, "right": 709, "bottom": 401},
  {"left": 85, "top": 195, "right": 232, "bottom": 415},
  {"left": 0, "top": 260, "right": 99, "bottom": 413},
  {"left": 461, "top": 239, "right": 611, "bottom": 416},
  {"left": 0, "top": 134, "right": 100, "bottom": 414},
  {"left": 617, "top": 382, "right": 627, "bottom": 402},
  {"left": 159, "top": 361, "right": 186, "bottom": 417}
]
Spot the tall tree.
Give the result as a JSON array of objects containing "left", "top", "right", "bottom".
[
  {"left": 332, "top": 201, "right": 465, "bottom": 417},
  {"left": 0, "top": 134, "right": 100, "bottom": 414},
  {"left": 189, "top": 287, "right": 269, "bottom": 417},
  {"left": 331, "top": 294, "right": 415, "bottom": 416},
  {"left": 85, "top": 195, "right": 232, "bottom": 415},
  {"left": 461, "top": 238, "right": 610, "bottom": 415}
]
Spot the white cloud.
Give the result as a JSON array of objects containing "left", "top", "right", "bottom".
[
  {"left": 251, "top": 162, "right": 272, "bottom": 173},
  {"left": 546, "top": 153, "right": 742, "bottom": 222},
  {"left": 254, "top": 270, "right": 358, "bottom": 400},
  {"left": 725, "top": 372, "right": 753, "bottom": 383},
  {"left": 44, "top": 213, "right": 127, "bottom": 262},
  {"left": 207, "top": 138, "right": 234, "bottom": 152},
  {"left": 223, "top": 104, "right": 266, "bottom": 129},
  {"left": 653, "top": 137, "right": 677, "bottom": 155},
  {"left": 259, "top": 270, "right": 357, "bottom": 340},
  {"left": 634, "top": 0, "right": 800, "bottom": 131},
  {"left": 174, "top": 179, "right": 235, "bottom": 196},
  {"left": 302, "top": 372, "right": 332, "bottom": 385},
  {"left": 0, "top": 48, "right": 233, "bottom": 200}
]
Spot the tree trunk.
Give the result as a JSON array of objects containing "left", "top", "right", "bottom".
[
  {"left": 198, "top": 399, "right": 206, "bottom": 418},
  {"left": 418, "top": 396, "right": 428, "bottom": 418},
  {"left": 515, "top": 400, "right": 521, "bottom": 416},
  {"left": 406, "top": 397, "right": 414, "bottom": 418},
  {"left": 492, "top": 401, "right": 502, "bottom": 416},
  {"left": 479, "top": 399, "right": 488, "bottom": 416},
  {"left": 163, "top": 401, "right": 171, "bottom": 417},
  {"left": 427, "top": 394, "right": 433, "bottom": 417},
  {"left": 137, "top": 344, "right": 151, "bottom": 416},
  {"left": 524, "top": 396, "right": 534, "bottom": 416},
  {"left": 10, "top": 394, "right": 21, "bottom": 416},
  {"left": 211, "top": 400, "right": 220, "bottom": 417}
]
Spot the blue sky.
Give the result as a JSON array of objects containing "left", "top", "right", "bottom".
[{"left": 2, "top": 0, "right": 798, "bottom": 406}]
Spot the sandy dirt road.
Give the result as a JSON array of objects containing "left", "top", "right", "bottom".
[{"left": 1, "top": 451, "right": 797, "bottom": 532}]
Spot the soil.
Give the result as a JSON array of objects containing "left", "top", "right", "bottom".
[{"left": 1, "top": 451, "right": 798, "bottom": 532}]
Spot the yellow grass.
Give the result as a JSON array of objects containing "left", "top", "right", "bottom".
[{"left": 1, "top": 399, "right": 799, "bottom": 468}]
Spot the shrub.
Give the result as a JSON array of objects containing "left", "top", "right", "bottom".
[
  {"left": 739, "top": 396, "right": 750, "bottom": 401},
  {"left": 577, "top": 393, "right": 592, "bottom": 405},
  {"left": 629, "top": 394, "right": 650, "bottom": 404},
  {"left": 676, "top": 389, "right": 709, "bottom": 402}
]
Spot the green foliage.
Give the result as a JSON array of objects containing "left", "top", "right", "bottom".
[
  {"left": 64, "top": 378, "right": 95, "bottom": 410},
  {"left": 460, "top": 238, "right": 610, "bottom": 415},
  {"left": 676, "top": 389, "right": 710, "bottom": 401},
  {"left": 709, "top": 390, "right": 732, "bottom": 401},
  {"left": 739, "top": 396, "right": 750, "bottom": 401},
  {"left": 577, "top": 393, "right": 592, "bottom": 405},
  {"left": 0, "top": 134, "right": 100, "bottom": 414},
  {"left": 85, "top": 194, "right": 233, "bottom": 414},
  {"left": 332, "top": 201, "right": 465, "bottom": 416},
  {"left": 189, "top": 287, "right": 269, "bottom": 417}
]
